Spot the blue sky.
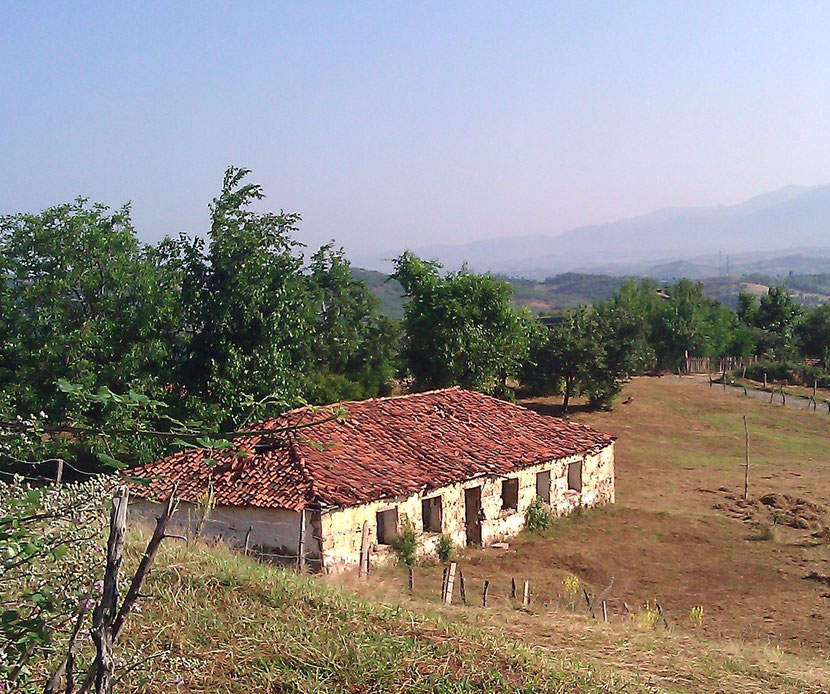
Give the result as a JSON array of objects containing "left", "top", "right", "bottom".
[{"left": 3, "top": 2, "right": 830, "bottom": 256}]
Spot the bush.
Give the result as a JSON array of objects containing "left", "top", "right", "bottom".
[
  {"left": 740, "top": 360, "right": 830, "bottom": 388},
  {"left": 392, "top": 515, "right": 418, "bottom": 566},
  {"left": 525, "top": 496, "right": 556, "bottom": 532},
  {"left": 436, "top": 534, "right": 454, "bottom": 562}
]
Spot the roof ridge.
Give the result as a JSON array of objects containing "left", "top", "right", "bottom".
[{"left": 250, "top": 387, "right": 465, "bottom": 426}]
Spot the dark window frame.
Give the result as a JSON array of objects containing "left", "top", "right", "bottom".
[
  {"left": 567, "top": 461, "right": 583, "bottom": 492},
  {"left": 501, "top": 477, "right": 519, "bottom": 511},
  {"left": 376, "top": 507, "right": 399, "bottom": 545},
  {"left": 421, "top": 495, "right": 443, "bottom": 533}
]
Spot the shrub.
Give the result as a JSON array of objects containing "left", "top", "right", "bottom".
[
  {"left": 525, "top": 496, "right": 556, "bottom": 532},
  {"left": 740, "top": 360, "right": 830, "bottom": 388},
  {"left": 392, "top": 515, "right": 418, "bottom": 566},
  {"left": 436, "top": 534, "right": 454, "bottom": 562}
]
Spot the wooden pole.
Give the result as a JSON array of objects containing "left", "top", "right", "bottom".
[
  {"left": 602, "top": 600, "right": 608, "bottom": 623},
  {"left": 90, "top": 486, "right": 129, "bottom": 694},
  {"left": 814, "top": 381, "right": 818, "bottom": 399},
  {"left": 243, "top": 525, "right": 252, "bottom": 556},
  {"left": 445, "top": 562, "right": 457, "bottom": 605},
  {"left": 408, "top": 566, "right": 414, "bottom": 595},
  {"left": 522, "top": 580, "right": 530, "bottom": 606},
  {"left": 297, "top": 508, "right": 306, "bottom": 573},
  {"left": 511, "top": 577, "right": 516, "bottom": 599},
  {"left": 459, "top": 570, "right": 466, "bottom": 605},
  {"left": 441, "top": 566, "right": 448, "bottom": 601},
  {"left": 482, "top": 580, "right": 490, "bottom": 607},
  {"left": 358, "top": 521, "right": 369, "bottom": 580},
  {"left": 55, "top": 459, "right": 64, "bottom": 485},
  {"left": 743, "top": 414, "right": 750, "bottom": 501},
  {"left": 583, "top": 588, "right": 595, "bottom": 618},
  {"left": 764, "top": 372, "right": 767, "bottom": 388}
]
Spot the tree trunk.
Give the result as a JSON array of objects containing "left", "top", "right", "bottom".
[{"left": 562, "top": 378, "right": 572, "bottom": 414}]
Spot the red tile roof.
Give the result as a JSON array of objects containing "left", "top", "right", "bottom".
[{"left": 126, "top": 388, "right": 614, "bottom": 511}]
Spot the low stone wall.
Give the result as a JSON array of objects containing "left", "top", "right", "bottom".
[{"left": 319, "top": 441, "right": 615, "bottom": 572}]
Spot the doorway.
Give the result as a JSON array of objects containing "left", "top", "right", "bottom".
[{"left": 464, "top": 486, "right": 482, "bottom": 546}]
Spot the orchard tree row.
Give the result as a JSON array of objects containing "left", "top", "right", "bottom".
[{"left": 3, "top": 167, "right": 830, "bottom": 471}]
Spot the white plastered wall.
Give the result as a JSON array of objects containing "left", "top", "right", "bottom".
[
  {"left": 128, "top": 501, "right": 320, "bottom": 561},
  {"left": 319, "top": 441, "right": 615, "bottom": 572}
]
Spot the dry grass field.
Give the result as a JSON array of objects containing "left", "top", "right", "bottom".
[
  {"left": 114, "top": 377, "right": 829, "bottom": 692},
  {"left": 343, "top": 377, "right": 830, "bottom": 692}
]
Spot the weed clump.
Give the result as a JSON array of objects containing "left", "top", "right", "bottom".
[
  {"left": 525, "top": 496, "right": 556, "bottom": 532},
  {"left": 436, "top": 534, "right": 454, "bottom": 562},
  {"left": 392, "top": 515, "right": 418, "bottom": 566}
]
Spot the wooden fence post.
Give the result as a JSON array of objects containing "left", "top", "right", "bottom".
[
  {"left": 297, "top": 508, "right": 306, "bottom": 573},
  {"left": 764, "top": 372, "right": 767, "bottom": 388},
  {"left": 482, "top": 580, "right": 490, "bottom": 607},
  {"left": 243, "top": 525, "right": 252, "bottom": 556},
  {"left": 441, "top": 566, "right": 448, "bottom": 601},
  {"left": 743, "top": 415, "right": 750, "bottom": 500},
  {"left": 522, "top": 580, "right": 530, "bottom": 606},
  {"left": 55, "top": 459, "right": 64, "bottom": 486},
  {"left": 459, "top": 570, "right": 466, "bottom": 605},
  {"left": 602, "top": 600, "right": 608, "bottom": 623},
  {"left": 358, "top": 521, "right": 369, "bottom": 580},
  {"left": 88, "top": 486, "right": 129, "bottom": 694},
  {"left": 583, "top": 588, "right": 595, "bottom": 618},
  {"left": 511, "top": 577, "right": 516, "bottom": 599},
  {"left": 408, "top": 566, "right": 415, "bottom": 595},
  {"left": 444, "top": 562, "right": 457, "bottom": 605}
]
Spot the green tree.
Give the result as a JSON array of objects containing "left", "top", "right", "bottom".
[
  {"left": 174, "top": 167, "right": 314, "bottom": 423},
  {"left": 522, "top": 306, "right": 603, "bottom": 412},
  {"left": 799, "top": 303, "right": 830, "bottom": 364},
  {"left": 305, "top": 244, "right": 399, "bottom": 401},
  {"left": 755, "top": 285, "right": 804, "bottom": 342},
  {"left": 392, "top": 252, "right": 537, "bottom": 396},
  {"left": 0, "top": 198, "right": 181, "bottom": 428}
]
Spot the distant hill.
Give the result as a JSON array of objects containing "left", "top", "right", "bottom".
[
  {"left": 355, "top": 266, "right": 830, "bottom": 319},
  {"left": 352, "top": 184, "right": 830, "bottom": 279}
]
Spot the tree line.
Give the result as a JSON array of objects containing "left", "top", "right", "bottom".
[{"left": 2, "top": 167, "right": 829, "bottom": 470}]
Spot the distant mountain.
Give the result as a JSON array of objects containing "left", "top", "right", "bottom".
[{"left": 352, "top": 184, "right": 830, "bottom": 279}]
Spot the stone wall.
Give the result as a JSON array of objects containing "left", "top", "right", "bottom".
[
  {"left": 319, "top": 441, "right": 614, "bottom": 572},
  {"left": 128, "top": 441, "right": 614, "bottom": 573}
]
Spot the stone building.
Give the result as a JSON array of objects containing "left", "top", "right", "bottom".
[{"left": 126, "top": 388, "right": 615, "bottom": 572}]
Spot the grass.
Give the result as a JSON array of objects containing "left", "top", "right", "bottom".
[
  {"left": 342, "top": 377, "right": 830, "bottom": 691},
  {"left": 111, "top": 377, "right": 829, "bottom": 692},
  {"left": 117, "top": 537, "right": 637, "bottom": 693}
]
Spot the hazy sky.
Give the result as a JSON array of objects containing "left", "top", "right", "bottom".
[{"left": 3, "top": 2, "right": 830, "bottom": 256}]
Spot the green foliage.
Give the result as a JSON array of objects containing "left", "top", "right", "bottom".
[
  {"left": 0, "top": 198, "right": 182, "bottom": 453},
  {"left": 0, "top": 477, "right": 110, "bottom": 691},
  {"left": 798, "top": 303, "right": 830, "bottom": 363},
  {"left": 524, "top": 496, "right": 556, "bottom": 532},
  {"left": 306, "top": 244, "right": 399, "bottom": 402},
  {"left": 436, "top": 534, "right": 454, "bottom": 562},
  {"left": 391, "top": 515, "right": 418, "bottom": 567},
  {"left": 522, "top": 302, "right": 648, "bottom": 411},
  {"left": 0, "top": 167, "right": 398, "bottom": 471},
  {"left": 392, "top": 252, "right": 542, "bottom": 397}
]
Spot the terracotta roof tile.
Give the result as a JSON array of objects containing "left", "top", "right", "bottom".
[{"left": 126, "top": 387, "right": 613, "bottom": 510}]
